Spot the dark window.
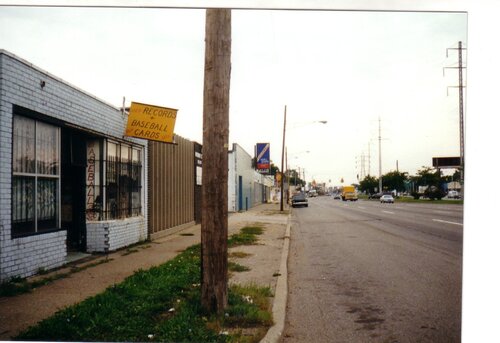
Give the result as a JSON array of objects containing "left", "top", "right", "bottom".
[
  {"left": 103, "top": 141, "right": 142, "bottom": 220},
  {"left": 12, "top": 115, "right": 60, "bottom": 236}
]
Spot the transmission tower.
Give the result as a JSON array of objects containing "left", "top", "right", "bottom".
[{"left": 444, "top": 41, "right": 467, "bottom": 195}]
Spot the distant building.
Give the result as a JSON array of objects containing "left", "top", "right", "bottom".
[{"left": 227, "top": 143, "right": 273, "bottom": 212}]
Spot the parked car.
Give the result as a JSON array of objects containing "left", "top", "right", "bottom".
[
  {"left": 380, "top": 194, "right": 394, "bottom": 203},
  {"left": 292, "top": 193, "right": 309, "bottom": 208},
  {"left": 308, "top": 190, "right": 318, "bottom": 197},
  {"left": 333, "top": 193, "right": 341, "bottom": 200}
]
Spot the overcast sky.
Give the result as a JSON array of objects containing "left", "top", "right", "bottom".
[
  {"left": 0, "top": 4, "right": 467, "bottom": 186},
  {"left": 2, "top": 3, "right": 500, "bottom": 340}
]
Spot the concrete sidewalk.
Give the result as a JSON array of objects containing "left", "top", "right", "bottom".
[{"left": 0, "top": 203, "right": 290, "bottom": 341}]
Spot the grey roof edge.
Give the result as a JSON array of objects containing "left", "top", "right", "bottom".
[{"left": 0, "top": 49, "right": 122, "bottom": 112}]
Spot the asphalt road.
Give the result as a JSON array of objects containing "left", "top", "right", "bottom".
[{"left": 282, "top": 197, "right": 463, "bottom": 343}]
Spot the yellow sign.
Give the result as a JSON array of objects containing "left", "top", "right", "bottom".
[{"left": 125, "top": 102, "right": 178, "bottom": 143}]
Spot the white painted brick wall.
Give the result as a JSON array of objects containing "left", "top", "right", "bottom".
[
  {"left": 86, "top": 216, "right": 148, "bottom": 253},
  {"left": 229, "top": 143, "right": 255, "bottom": 212},
  {"left": 0, "top": 51, "right": 148, "bottom": 282}
]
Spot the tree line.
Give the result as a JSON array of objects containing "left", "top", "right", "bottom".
[{"left": 357, "top": 167, "right": 461, "bottom": 198}]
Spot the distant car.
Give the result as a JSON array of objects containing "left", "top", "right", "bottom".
[
  {"left": 292, "top": 193, "right": 309, "bottom": 208},
  {"left": 333, "top": 194, "right": 341, "bottom": 200},
  {"left": 380, "top": 194, "right": 394, "bottom": 203},
  {"left": 369, "top": 193, "right": 383, "bottom": 199}
]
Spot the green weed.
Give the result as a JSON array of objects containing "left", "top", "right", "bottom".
[
  {"left": 241, "top": 226, "right": 264, "bottom": 236},
  {"left": 14, "top": 245, "right": 273, "bottom": 343},
  {"left": 229, "top": 251, "right": 252, "bottom": 259},
  {"left": 228, "top": 225, "right": 264, "bottom": 247},
  {"left": 0, "top": 277, "right": 31, "bottom": 297},
  {"left": 228, "top": 262, "right": 250, "bottom": 273}
]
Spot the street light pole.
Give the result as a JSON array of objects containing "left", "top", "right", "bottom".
[
  {"left": 279, "top": 116, "right": 326, "bottom": 210},
  {"left": 378, "top": 117, "right": 383, "bottom": 194},
  {"left": 280, "top": 105, "right": 287, "bottom": 212}
]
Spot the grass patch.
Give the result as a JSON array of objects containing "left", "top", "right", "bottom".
[
  {"left": 229, "top": 251, "right": 252, "bottom": 259},
  {"left": 220, "top": 284, "right": 274, "bottom": 343},
  {"left": 14, "top": 245, "right": 273, "bottom": 342},
  {"left": 0, "top": 259, "right": 112, "bottom": 298},
  {"left": 395, "top": 197, "right": 463, "bottom": 205},
  {"left": 121, "top": 248, "right": 140, "bottom": 256},
  {"left": 241, "top": 226, "right": 264, "bottom": 236},
  {"left": 228, "top": 225, "right": 264, "bottom": 248},
  {"left": 364, "top": 197, "right": 463, "bottom": 205},
  {"left": 123, "top": 242, "right": 152, "bottom": 255},
  {"left": 228, "top": 262, "right": 250, "bottom": 273},
  {"left": 36, "top": 267, "right": 50, "bottom": 275},
  {"left": 0, "top": 277, "right": 31, "bottom": 297},
  {"left": 228, "top": 233, "right": 257, "bottom": 247},
  {"left": 262, "top": 209, "right": 289, "bottom": 216},
  {"left": 226, "top": 284, "right": 273, "bottom": 326},
  {"left": 119, "top": 241, "right": 152, "bottom": 256}
]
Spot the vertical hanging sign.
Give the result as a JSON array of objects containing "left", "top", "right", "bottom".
[
  {"left": 256, "top": 143, "right": 270, "bottom": 174},
  {"left": 125, "top": 102, "right": 178, "bottom": 143},
  {"left": 86, "top": 139, "right": 101, "bottom": 221}
]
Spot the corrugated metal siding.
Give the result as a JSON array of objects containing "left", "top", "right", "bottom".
[{"left": 148, "top": 135, "right": 194, "bottom": 235}]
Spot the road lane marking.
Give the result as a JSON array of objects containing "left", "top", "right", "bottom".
[
  {"left": 432, "top": 219, "right": 463, "bottom": 226},
  {"left": 382, "top": 210, "right": 395, "bottom": 214}
]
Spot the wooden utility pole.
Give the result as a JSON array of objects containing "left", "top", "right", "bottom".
[{"left": 201, "top": 8, "right": 231, "bottom": 314}]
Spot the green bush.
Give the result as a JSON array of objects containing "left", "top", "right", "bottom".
[
  {"left": 410, "top": 191, "right": 421, "bottom": 200},
  {"left": 424, "top": 185, "right": 446, "bottom": 200}
]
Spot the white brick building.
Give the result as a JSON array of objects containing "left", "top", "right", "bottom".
[
  {"left": 227, "top": 143, "right": 274, "bottom": 212},
  {"left": 0, "top": 50, "right": 148, "bottom": 282}
]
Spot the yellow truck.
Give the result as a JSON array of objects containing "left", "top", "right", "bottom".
[{"left": 341, "top": 186, "right": 358, "bottom": 201}]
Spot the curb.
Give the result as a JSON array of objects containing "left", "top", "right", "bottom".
[{"left": 260, "top": 210, "right": 292, "bottom": 343}]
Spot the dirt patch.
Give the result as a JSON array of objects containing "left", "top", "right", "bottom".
[{"left": 228, "top": 222, "right": 286, "bottom": 294}]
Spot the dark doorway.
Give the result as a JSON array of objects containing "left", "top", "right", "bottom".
[
  {"left": 238, "top": 175, "right": 243, "bottom": 211},
  {"left": 61, "top": 129, "right": 87, "bottom": 251}
]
